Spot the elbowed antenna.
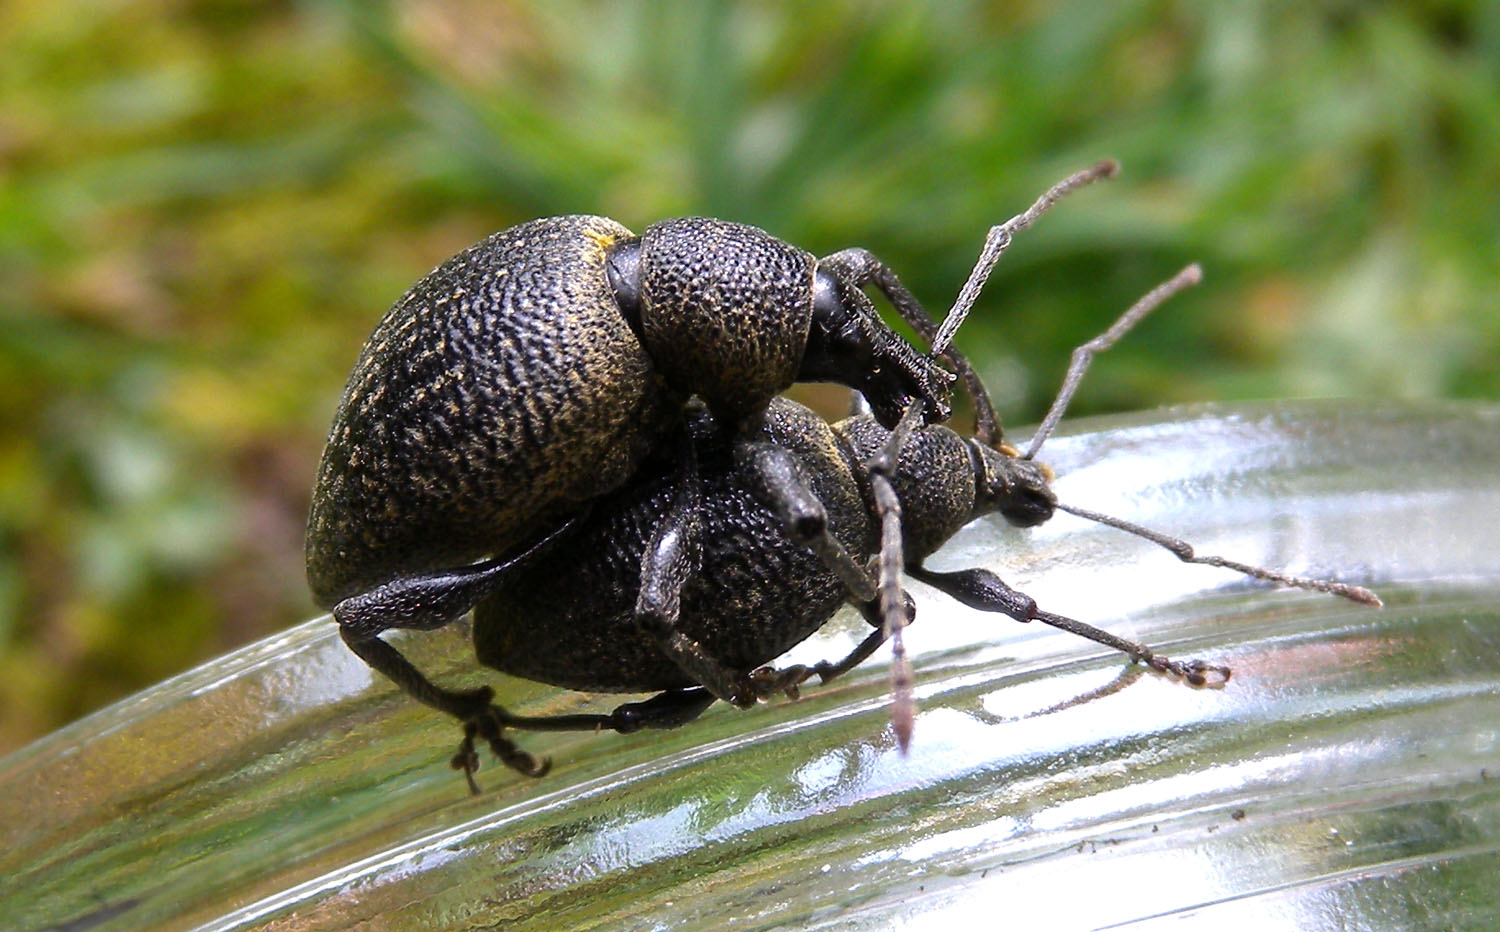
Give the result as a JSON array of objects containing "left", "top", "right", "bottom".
[
  {"left": 1020, "top": 264, "right": 1382, "bottom": 609},
  {"left": 1024, "top": 263, "right": 1203, "bottom": 461},
  {"left": 1055, "top": 502, "right": 1383, "bottom": 607},
  {"left": 853, "top": 160, "right": 1119, "bottom": 448},
  {"left": 931, "top": 159, "right": 1120, "bottom": 358}
]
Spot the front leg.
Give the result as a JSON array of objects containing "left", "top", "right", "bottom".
[
  {"left": 907, "top": 564, "right": 1231, "bottom": 685},
  {"left": 738, "top": 439, "right": 878, "bottom": 602},
  {"left": 822, "top": 247, "right": 1001, "bottom": 447},
  {"left": 744, "top": 406, "right": 927, "bottom": 744}
]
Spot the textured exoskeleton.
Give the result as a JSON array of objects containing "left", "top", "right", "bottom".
[
  {"left": 471, "top": 396, "right": 1054, "bottom": 696},
  {"left": 316, "top": 170, "right": 1380, "bottom": 792},
  {"left": 349, "top": 388, "right": 1243, "bottom": 792},
  {"left": 307, "top": 216, "right": 950, "bottom": 618},
  {"left": 333, "top": 392, "right": 1042, "bottom": 779}
]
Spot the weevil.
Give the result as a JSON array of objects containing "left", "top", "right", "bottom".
[
  {"left": 310, "top": 164, "right": 1122, "bottom": 645},
  {"left": 307, "top": 214, "right": 957, "bottom": 626},
  {"left": 328, "top": 168, "right": 1380, "bottom": 791}
]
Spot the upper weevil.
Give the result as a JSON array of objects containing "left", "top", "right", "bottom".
[
  {"left": 312, "top": 164, "right": 1381, "bottom": 792},
  {"left": 306, "top": 211, "right": 960, "bottom": 635}
]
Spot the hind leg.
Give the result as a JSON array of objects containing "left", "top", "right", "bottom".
[{"left": 447, "top": 687, "right": 719, "bottom": 795}]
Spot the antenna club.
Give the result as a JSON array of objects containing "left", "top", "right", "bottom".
[
  {"left": 1095, "top": 158, "right": 1121, "bottom": 179},
  {"left": 1183, "top": 263, "right": 1204, "bottom": 285}
]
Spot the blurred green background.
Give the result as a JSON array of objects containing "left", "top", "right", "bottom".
[{"left": 1, "top": 0, "right": 1496, "bottom": 754}]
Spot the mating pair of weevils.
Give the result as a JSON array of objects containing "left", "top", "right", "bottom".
[{"left": 306, "top": 162, "right": 1380, "bottom": 793}]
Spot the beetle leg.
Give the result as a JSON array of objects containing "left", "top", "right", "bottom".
[
  {"left": 496, "top": 688, "right": 719, "bottom": 735},
  {"left": 332, "top": 518, "right": 585, "bottom": 791},
  {"left": 747, "top": 594, "right": 913, "bottom": 698},
  {"left": 633, "top": 451, "right": 763, "bottom": 707},
  {"left": 822, "top": 247, "right": 1002, "bottom": 448},
  {"left": 864, "top": 401, "right": 926, "bottom": 750},
  {"left": 331, "top": 515, "right": 583, "bottom": 638},
  {"left": 907, "top": 565, "right": 1232, "bottom": 686},
  {"left": 343, "top": 629, "right": 719, "bottom": 795},
  {"left": 351, "top": 623, "right": 719, "bottom": 794},
  {"left": 339, "top": 626, "right": 490, "bottom": 718},
  {"left": 451, "top": 689, "right": 721, "bottom": 793},
  {"left": 748, "top": 400, "right": 926, "bottom": 744},
  {"left": 740, "top": 440, "right": 877, "bottom": 602},
  {"left": 338, "top": 628, "right": 549, "bottom": 791}
]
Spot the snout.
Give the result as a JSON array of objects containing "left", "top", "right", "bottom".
[
  {"left": 1000, "top": 483, "right": 1056, "bottom": 527},
  {"left": 980, "top": 453, "right": 1057, "bottom": 528}
]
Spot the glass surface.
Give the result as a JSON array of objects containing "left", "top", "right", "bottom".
[{"left": 3, "top": 400, "right": 1498, "bottom": 932}]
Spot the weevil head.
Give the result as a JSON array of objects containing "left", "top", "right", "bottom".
[
  {"left": 972, "top": 442, "right": 1056, "bottom": 528},
  {"left": 803, "top": 268, "right": 953, "bottom": 428}
]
